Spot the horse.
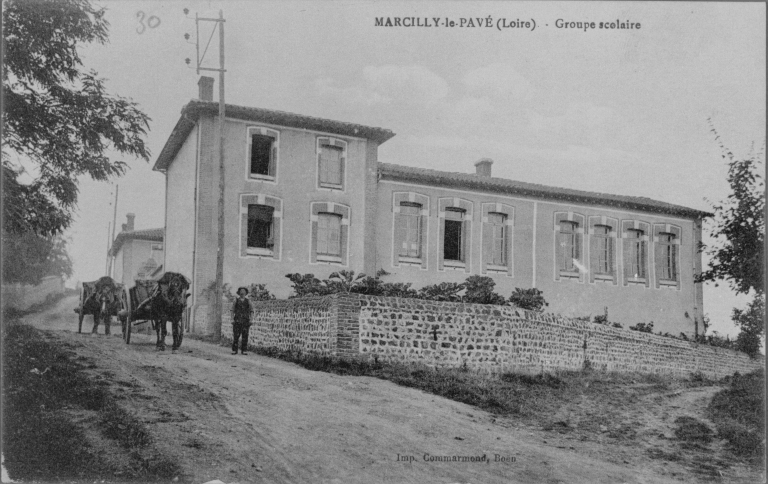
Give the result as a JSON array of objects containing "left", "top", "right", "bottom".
[
  {"left": 88, "top": 277, "right": 122, "bottom": 335},
  {"left": 146, "top": 272, "right": 191, "bottom": 352}
]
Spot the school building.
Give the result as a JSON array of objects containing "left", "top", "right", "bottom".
[{"left": 154, "top": 77, "right": 709, "bottom": 336}]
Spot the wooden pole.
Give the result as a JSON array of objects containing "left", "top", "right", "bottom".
[{"left": 212, "top": 10, "right": 225, "bottom": 340}]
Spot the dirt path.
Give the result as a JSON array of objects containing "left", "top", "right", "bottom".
[{"left": 19, "top": 296, "right": 753, "bottom": 484}]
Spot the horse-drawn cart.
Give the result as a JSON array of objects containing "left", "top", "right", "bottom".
[
  {"left": 74, "top": 277, "right": 126, "bottom": 335},
  {"left": 118, "top": 272, "right": 190, "bottom": 351}
]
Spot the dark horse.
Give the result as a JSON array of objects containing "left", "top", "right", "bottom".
[
  {"left": 144, "top": 272, "right": 190, "bottom": 352},
  {"left": 84, "top": 277, "right": 122, "bottom": 335}
]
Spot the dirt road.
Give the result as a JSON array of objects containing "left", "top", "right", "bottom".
[{"left": 19, "top": 296, "right": 753, "bottom": 484}]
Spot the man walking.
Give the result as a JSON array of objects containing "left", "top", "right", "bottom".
[{"left": 232, "top": 287, "right": 252, "bottom": 355}]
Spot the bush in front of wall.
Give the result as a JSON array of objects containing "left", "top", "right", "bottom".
[{"left": 508, "top": 287, "right": 548, "bottom": 312}]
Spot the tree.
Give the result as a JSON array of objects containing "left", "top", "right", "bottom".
[
  {"left": 696, "top": 121, "right": 764, "bottom": 295},
  {"left": 2, "top": 0, "right": 151, "bottom": 237},
  {"left": 733, "top": 295, "right": 765, "bottom": 357},
  {"left": 1, "top": 232, "right": 72, "bottom": 285},
  {"left": 696, "top": 121, "right": 765, "bottom": 354}
]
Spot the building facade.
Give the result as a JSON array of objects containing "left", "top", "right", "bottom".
[
  {"left": 154, "top": 77, "right": 708, "bottom": 336},
  {"left": 108, "top": 213, "right": 164, "bottom": 286}
]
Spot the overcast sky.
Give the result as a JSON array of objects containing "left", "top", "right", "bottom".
[{"left": 66, "top": 0, "right": 765, "bottom": 337}]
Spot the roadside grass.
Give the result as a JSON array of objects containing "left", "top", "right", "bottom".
[
  {"left": 2, "top": 323, "right": 182, "bottom": 482},
  {"left": 707, "top": 369, "right": 765, "bottom": 462},
  {"left": 251, "top": 346, "right": 704, "bottom": 428}
]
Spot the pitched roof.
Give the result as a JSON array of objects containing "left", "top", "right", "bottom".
[
  {"left": 378, "top": 162, "right": 711, "bottom": 219},
  {"left": 109, "top": 228, "right": 164, "bottom": 256},
  {"left": 153, "top": 100, "right": 396, "bottom": 171}
]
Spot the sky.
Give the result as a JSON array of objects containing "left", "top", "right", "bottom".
[{"left": 61, "top": 1, "right": 765, "bottom": 338}]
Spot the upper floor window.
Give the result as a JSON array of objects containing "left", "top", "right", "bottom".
[
  {"left": 592, "top": 225, "right": 613, "bottom": 275},
  {"left": 558, "top": 221, "right": 580, "bottom": 273},
  {"left": 317, "top": 137, "right": 346, "bottom": 190},
  {"left": 248, "top": 127, "right": 279, "bottom": 180},
  {"left": 247, "top": 205, "right": 275, "bottom": 253},
  {"left": 626, "top": 229, "right": 647, "bottom": 279},
  {"left": 487, "top": 213, "right": 507, "bottom": 266},
  {"left": 397, "top": 202, "right": 422, "bottom": 258},
  {"left": 443, "top": 208, "right": 465, "bottom": 262}
]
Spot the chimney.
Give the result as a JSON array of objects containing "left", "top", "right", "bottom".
[
  {"left": 474, "top": 158, "right": 493, "bottom": 177},
  {"left": 198, "top": 76, "right": 214, "bottom": 102},
  {"left": 126, "top": 213, "right": 135, "bottom": 231}
]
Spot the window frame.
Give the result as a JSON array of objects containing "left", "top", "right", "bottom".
[
  {"left": 620, "top": 220, "right": 651, "bottom": 287},
  {"left": 246, "top": 126, "right": 279, "bottom": 183},
  {"left": 239, "top": 194, "right": 282, "bottom": 260},
  {"left": 316, "top": 137, "right": 347, "bottom": 191},
  {"left": 553, "top": 212, "right": 585, "bottom": 282},
  {"left": 481, "top": 202, "right": 514, "bottom": 276},
  {"left": 437, "top": 198, "right": 473, "bottom": 272},
  {"left": 653, "top": 224, "right": 682, "bottom": 289},
  {"left": 391, "top": 192, "right": 430, "bottom": 269},
  {"left": 309, "top": 202, "right": 350, "bottom": 266},
  {"left": 587, "top": 216, "right": 618, "bottom": 284},
  {"left": 246, "top": 204, "right": 276, "bottom": 256}
]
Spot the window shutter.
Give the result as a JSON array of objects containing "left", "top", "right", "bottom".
[
  {"left": 393, "top": 212, "right": 405, "bottom": 266},
  {"left": 589, "top": 231, "right": 598, "bottom": 283},
  {"left": 270, "top": 216, "right": 280, "bottom": 258},
  {"left": 240, "top": 212, "right": 248, "bottom": 257},
  {"left": 340, "top": 223, "right": 348, "bottom": 265},
  {"left": 419, "top": 211, "right": 427, "bottom": 269},
  {"left": 438, "top": 214, "right": 445, "bottom": 271},
  {"left": 269, "top": 144, "right": 277, "bottom": 177},
  {"left": 654, "top": 239, "right": 663, "bottom": 289},
  {"left": 622, "top": 237, "right": 632, "bottom": 286},
  {"left": 609, "top": 237, "right": 617, "bottom": 284},
  {"left": 310, "top": 219, "right": 319, "bottom": 263},
  {"left": 339, "top": 152, "right": 345, "bottom": 189},
  {"left": 642, "top": 241, "right": 650, "bottom": 287},
  {"left": 463, "top": 219, "right": 471, "bottom": 273},
  {"left": 482, "top": 221, "right": 493, "bottom": 274},
  {"left": 575, "top": 231, "right": 584, "bottom": 282}
]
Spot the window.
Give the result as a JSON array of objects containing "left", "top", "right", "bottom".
[
  {"left": 317, "top": 137, "right": 346, "bottom": 189},
  {"left": 658, "top": 232, "right": 678, "bottom": 281},
  {"left": 397, "top": 202, "right": 422, "bottom": 258},
  {"left": 247, "top": 127, "right": 278, "bottom": 180},
  {"left": 626, "top": 229, "right": 647, "bottom": 279},
  {"left": 247, "top": 205, "right": 274, "bottom": 252},
  {"left": 488, "top": 213, "right": 507, "bottom": 266},
  {"left": 392, "top": 193, "right": 429, "bottom": 268},
  {"left": 310, "top": 202, "right": 349, "bottom": 265},
  {"left": 443, "top": 208, "right": 465, "bottom": 261},
  {"left": 240, "top": 194, "right": 282, "bottom": 260},
  {"left": 593, "top": 225, "right": 613, "bottom": 274},
  {"left": 558, "top": 221, "right": 579, "bottom": 273},
  {"left": 317, "top": 213, "right": 342, "bottom": 257}
]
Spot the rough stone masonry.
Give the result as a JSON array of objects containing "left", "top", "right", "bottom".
[{"left": 222, "top": 293, "right": 762, "bottom": 379}]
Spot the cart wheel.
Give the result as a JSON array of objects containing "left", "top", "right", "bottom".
[
  {"left": 121, "top": 288, "right": 132, "bottom": 345},
  {"left": 77, "top": 286, "right": 85, "bottom": 333}
]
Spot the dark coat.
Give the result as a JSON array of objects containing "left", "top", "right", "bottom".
[{"left": 233, "top": 297, "right": 252, "bottom": 326}]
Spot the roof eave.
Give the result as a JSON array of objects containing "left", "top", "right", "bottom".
[{"left": 378, "top": 168, "right": 712, "bottom": 219}]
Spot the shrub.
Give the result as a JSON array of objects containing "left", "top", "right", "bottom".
[
  {"left": 629, "top": 322, "right": 654, "bottom": 333},
  {"left": 508, "top": 288, "right": 548, "bottom": 312},
  {"left": 708, "top": 369, "right": 765, "bottom": 459},
  {"left": 417, "top": 282, "right": 465, "bottom": 302},
  {"left": 285, "top": 273, "right": 331, "bottom": 298},
  {"left": 463, "top": 276, "right": 506, "bottom": 305},
  {"left": 247, "top": 284, "right": 275, "bottom": 302}
]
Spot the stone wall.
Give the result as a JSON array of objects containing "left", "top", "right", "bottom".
[
  {"left": 357, "top": 296, "right": 762, "bottom": 379},
  {"left": 222, "top": 295, "right": 340, "bottom": 354},
  {"left": 222, "top": 293, "right": 763, "bottom": 379}
]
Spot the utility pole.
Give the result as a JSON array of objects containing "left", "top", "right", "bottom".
[
  {"left": 187, "top": 9, "right": 226, "bottom": 339},
  {"left": 106, "top": 185, "right": 119, "bottom": 277}
]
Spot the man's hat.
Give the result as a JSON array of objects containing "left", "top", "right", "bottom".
[{"left": 237, "top": 287, "right": 249, "bottom": 295}]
